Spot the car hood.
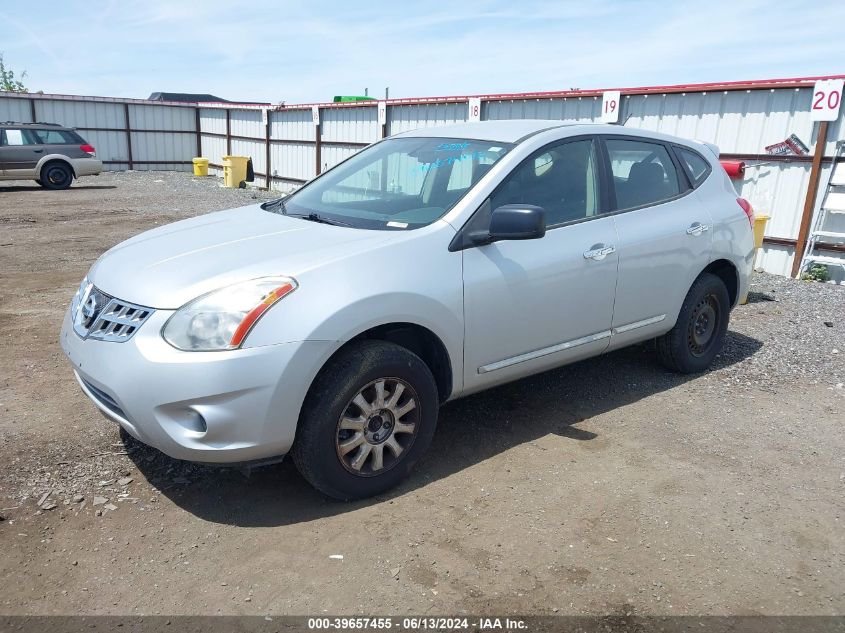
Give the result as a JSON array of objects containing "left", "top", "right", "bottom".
[{"left": 89, "top": 204, "right": 394, "bottom": 308}]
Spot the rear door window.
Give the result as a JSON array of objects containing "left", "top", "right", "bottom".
[
  {"left": 2, "top": 128, "right": 40, "bottom": 146},
  {"left": 605, "top": 138, "right": 683, "bottom": 210}
]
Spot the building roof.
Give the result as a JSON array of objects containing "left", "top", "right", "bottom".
[{"left": 147, "top": 92, "right": 230, "bottom": 103}]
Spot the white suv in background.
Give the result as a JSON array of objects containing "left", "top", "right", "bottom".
[{"left": 61, "top": 121, "right": 754, "bottom": 499}]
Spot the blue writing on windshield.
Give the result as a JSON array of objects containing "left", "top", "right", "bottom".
[{"left": 413, "top": 150, "right": 485, "bottom": 173}]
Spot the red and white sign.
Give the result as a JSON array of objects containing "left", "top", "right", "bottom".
[
  {"left": 810, "top": 79, "right": 843, "bottom": 122},
  {"left": 377, "top": 101, "right": 387, "bottom": 126},
  {"left": 765, "top": 134, "right": 810, "bottom": 156},
  {"left": 468, "top": 97, "right": 481, "bottom": 122},
  {"left": 601, "top": 90, "right": 621, "bottom": 123},
  {"left": 311, "top": 106, "right": 320, "bottom": 126}
]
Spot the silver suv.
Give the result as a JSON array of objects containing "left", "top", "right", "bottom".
[
  {"left": 0, "top": 122, "right": 102, "bottom": 189},
  {"left": 61, "top": 121, "right": 754, "bottom": 499}
]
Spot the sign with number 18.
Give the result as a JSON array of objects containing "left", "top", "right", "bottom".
[{"left": 468, "top": 97, "right": 481, "bottom": 122}]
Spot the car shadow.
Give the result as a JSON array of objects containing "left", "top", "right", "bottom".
[
  {"left": 0, "top": 185, "right": 117, "bottom": 192},
  {"left": 125, "top": 330, "right": 762, "bottom": 527}
]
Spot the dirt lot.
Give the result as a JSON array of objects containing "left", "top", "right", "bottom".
[{"left": 1, "top": 172, "right": 843, "bottom": 617}]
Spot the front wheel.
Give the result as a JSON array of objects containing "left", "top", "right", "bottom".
[
  {"left": 292, "top": 340, "right": 439, "bottom": 500},
  {"left": 656, "top": 272, "right": 730, "bottom": 374}
]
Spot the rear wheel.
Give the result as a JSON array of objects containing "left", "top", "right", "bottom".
[
  {"left": 656, "top": 273, "right": 730, "bottom": 373},
  {"left": 40, "top": 162, "right": 73, "bottom": 190},
  {"left": 292, "top": 340, "right": 439, "bottom": 500}
]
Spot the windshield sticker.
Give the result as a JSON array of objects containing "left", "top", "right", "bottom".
[
  {"left": 386, "top": 221, "right": 409, "bottom": 228},
  {"left": 413, "top": 150, "right": 487, "bottom": 173},
  {"left": 435, "top": 142, "right": 470, "bottom": 151}
]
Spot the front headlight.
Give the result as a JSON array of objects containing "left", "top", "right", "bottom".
[
  {"left": 162, "top": 276, "right": 297, "bottom": 351},
  {"left": 71, "top": 275, "right": 91, "bottom": 315}
]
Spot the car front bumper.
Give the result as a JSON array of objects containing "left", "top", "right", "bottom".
[{"left": 60, "top": 306, "right": 334, "bottom": 463}]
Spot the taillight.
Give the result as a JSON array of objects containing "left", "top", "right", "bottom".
[
  {"left": 80, "top": 144, "right": 96, "bottom": 157},
  {"left": 737, "top": 198, "right": 754, "bottom": 228}
]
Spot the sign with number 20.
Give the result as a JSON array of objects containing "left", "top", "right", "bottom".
[{"left": 810, "top": 79, "right": 844, "bottom": 122}]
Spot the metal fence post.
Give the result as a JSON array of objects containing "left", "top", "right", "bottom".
[
  {"left": 265, "top": 109, "right": 272, "bottom": 188},
  {"left": 123, "top": 103, "right": 134, "bottom": 169},
  {"left": 315, "top": 106, "right": 322, "bottom": 176},
  {"left": 194, "top": 107, "right": 202, "bottom": 158},
  {"left": 791, "top": 120, "right": 830, "bottom": 278},
  {"left": 225, "top": 109, "right": 232, "bottom": 156}
]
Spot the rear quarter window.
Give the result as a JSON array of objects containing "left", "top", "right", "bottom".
[
  {"left": 32, "top": 129, "right": 81, "bottom": 144},
  {"left": 677, "top": 147, "right": 711, "bottom": 186}
]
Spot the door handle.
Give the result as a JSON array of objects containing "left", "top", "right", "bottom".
[
  {"left": 686, "top": 222, "right": 710, "bottom": 236},
  {"left": 33, "top": 149, "right": 44, "bottom": 153},
  {"left": 583, "top": 244, "right": 616, "bottom": 260}
]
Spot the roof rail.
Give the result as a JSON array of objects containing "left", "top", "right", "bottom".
[{"left": 0, "top": 121, "right": 63, "bottom": 126}]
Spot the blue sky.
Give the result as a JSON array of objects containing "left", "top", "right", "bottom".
[{"left": 1, "top": 0, "right": 843, "bottom": 104}]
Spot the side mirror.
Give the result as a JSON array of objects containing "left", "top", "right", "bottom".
[{"left": 470, "top": 204, "right": 546, "bottom": 245}]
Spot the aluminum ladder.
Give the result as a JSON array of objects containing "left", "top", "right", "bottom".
[{"left": 797, "top": 140, "right": 845, "bottom": 278}]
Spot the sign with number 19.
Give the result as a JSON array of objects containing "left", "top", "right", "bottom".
[{"left": 601, "top": 91, "right": 621, "bottom": 123}]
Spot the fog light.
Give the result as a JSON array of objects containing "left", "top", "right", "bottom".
[{"left": 176, "top": 409, "right": 207, "bottom": 434}]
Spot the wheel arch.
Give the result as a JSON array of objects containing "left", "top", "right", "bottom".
[
  {"left": 37, "top": 155, "right": 77, "bottom": 179},
  {"left": 310, "top": 321, "right": 454, "bottom": 404},
  {"left": 699, "top": 258, "right": 739, "bottom": 307}
]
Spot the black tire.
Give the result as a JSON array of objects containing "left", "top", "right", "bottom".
[
  {"left": 656, "top": 272, "right": 730, "bottom": 374},
  {"left": 40, "top": 162, "right": 73, "bottom": 190},
  {"left": 292, "top": 340, "right": 439, "bottom": 500}
]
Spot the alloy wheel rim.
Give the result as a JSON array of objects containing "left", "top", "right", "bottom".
[
  {"left": 688, "top": 294, "right": 719, "bottom": 357},
  {"left": 335, "top": 377, "right": 420, "bottom": 477}
]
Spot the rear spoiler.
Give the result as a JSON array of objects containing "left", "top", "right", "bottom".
[{"left": 697, "top": 141, "right": 720, "bottom": 159}]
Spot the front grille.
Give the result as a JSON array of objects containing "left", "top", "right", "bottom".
[
  {"left": 80, "top": 376, "right": 127, "bottom": 419},
  {"left": 72, "top": 284, "right": 154, "bottom": 342}
]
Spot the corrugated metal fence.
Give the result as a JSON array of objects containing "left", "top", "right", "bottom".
[{"left": 2, "top": 76, "right": 844, "bottom": 278}]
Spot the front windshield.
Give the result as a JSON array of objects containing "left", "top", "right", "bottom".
[{"left": 279, "top": 137, "right": 513, "bottom": 230}]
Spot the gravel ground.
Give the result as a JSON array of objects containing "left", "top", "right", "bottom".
[
  {"left": 0, "top": 171, "right": 843, "bottom": 616},
  {"left": 716, "top": 274, "right": 843, "bottom": 389},
  {"left": 1, "top": 169, "right": 276, "bottom": 218}
]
